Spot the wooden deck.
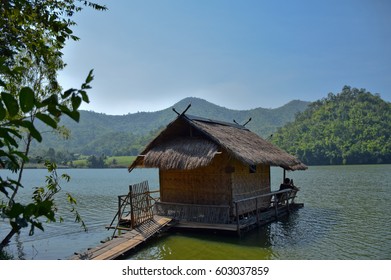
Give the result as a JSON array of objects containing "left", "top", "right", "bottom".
[
  {"left": 70, "top": 215, "right": 172, "bottom": 260},
  {"left": 174, "top": 221, "right": 237, "bottom": 231}
]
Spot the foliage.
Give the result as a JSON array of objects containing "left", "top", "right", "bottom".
[
  {"left": 272, "top": 86, "right": 391, "bottom": 165},
  {"left": 2, "top": 161, "right": 86, "bottom": 235},
  {"left": 0, "top": 0, "right": 106, "bottom": 253},
  {"left": 29, "top": 148, "right": 77, "bottom": 166},
  {"left": 86, "top": 155, "right": 106, "bottom": 168},
  {"left": 0, "top": 248, "right": 13, "bottom": 260}
]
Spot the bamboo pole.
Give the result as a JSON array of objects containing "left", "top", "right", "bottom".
[
  {"left": 129, "top": 185, "right": 135, "bottom": 229},
  {"left": 256, "top": 198, "right": 260, "bottom": 225},
  {"left": 235, "top": 202, "right": 240, "bottom": 236}
]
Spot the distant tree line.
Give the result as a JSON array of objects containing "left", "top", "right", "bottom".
[
  {"left": 29, "top": 126, "right": 162, "bottom": 162},
  {"left": 272, "top": 86, "right": 391, "bottom": 165},
  {"left": 30, "top": 148, "right": 78, "bottom": 165},
  {"left": 86, "top": 155, "right": 107, "bottom": 168}
]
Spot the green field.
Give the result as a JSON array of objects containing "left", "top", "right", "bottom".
[
  {"left": 71, "top": 156, "right": 136, "bottom": 168},
  {"left": 105, "top": 156, "right": 136, "bottom": 168}
]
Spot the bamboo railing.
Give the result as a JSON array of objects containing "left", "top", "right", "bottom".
[
  {"left": 233, "top": 188, "right": 297, "bottom": 235},
  {"left": 107, "top": 181, "right": 160, "bottom": 238},
  {"left": 154, "top": 201, "right": 230, "bottom": 224}
]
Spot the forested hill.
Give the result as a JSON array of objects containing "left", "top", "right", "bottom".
[
  {"left": 272, "top": 86, "right": 391, "bottom": 165},
  {"left": 31, "top": 97, "right": 309, "bottom": 157}
]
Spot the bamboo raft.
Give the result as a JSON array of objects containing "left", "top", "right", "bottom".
[{"left": 70, "top": 215, "right": 172, "bottom": 260}]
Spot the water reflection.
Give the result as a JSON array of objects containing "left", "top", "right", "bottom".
[{"left": 125, "top": 205, "right": 346, "bottom": 260}]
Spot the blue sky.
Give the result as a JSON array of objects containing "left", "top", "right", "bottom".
[{"left": 59, "top": 0, "right": 391, "bottom": 115}]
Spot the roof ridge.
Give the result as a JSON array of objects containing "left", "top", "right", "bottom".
[{"left": 185, "top": 114, "right": 249, "bottom": 130}]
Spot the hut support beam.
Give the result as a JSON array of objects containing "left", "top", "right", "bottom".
[{"left": 235, "top": 202, "right": 241, "bottom": 236}]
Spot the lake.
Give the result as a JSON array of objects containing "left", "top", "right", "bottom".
[{"left": 1, "top": 165, "right": 390, "bottom": 260}]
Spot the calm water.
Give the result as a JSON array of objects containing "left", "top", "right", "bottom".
[{"left": 0, "top": 165, "right": 390, "bottom": 260}]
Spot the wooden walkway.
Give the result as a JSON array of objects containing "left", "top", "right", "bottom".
[{"left": 70, "top": 215, "right": 172, "bottom": 260}]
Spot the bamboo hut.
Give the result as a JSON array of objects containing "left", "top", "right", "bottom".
[{"left": 128, "top": 113, "right": 307, "bottom": 229}]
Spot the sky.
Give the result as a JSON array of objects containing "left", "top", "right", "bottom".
[{"left": 59, "top": 0, "right": 391, "bottom": 115}]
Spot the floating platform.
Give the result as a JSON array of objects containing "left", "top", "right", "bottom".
[{"left": 70, "top": 215, "right": 172, "bottom": 260}]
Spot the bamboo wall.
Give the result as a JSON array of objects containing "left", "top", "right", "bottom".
[
  {"left": 160, "top": 151, "right": 271, "bottom": 217},
  {"left": 231, "top": 161, "right": 270, "bottom": 198},
  {"left": 159, "top": 152, "right": 232, "bottom": 205},
  {"left": 231, "top": 160, "right": 271, "bottom": 215}
]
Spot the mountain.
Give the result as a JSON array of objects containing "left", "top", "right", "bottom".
[
  {"left": 31, "top": 97, "right": 310, "bottom": 156},
  {"left": 272, "top": 86, "right": 391, "bottom": 165}
]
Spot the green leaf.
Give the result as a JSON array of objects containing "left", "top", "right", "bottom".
[
  {"left": 36, "top": 112, "right": 58, "bottom": 129},
  {"left": 62, "top": 174, "right": 71, "bottom": 182},
  {"left": 66, "top": 193, "right": 77, "bottom": 205},
  {"left": 0, "top": 185, "right": 9, "bottom": 198},
  {"left": 79, "top": 90, "right": 89, "bottom": 103},
  {"left": 32, "top": 221, "right": 44, "bottom": 232},
  {"left": 0, "top": 101, "right": 6, "bottom": 120},
  {"left": 10, "top": 150, "right": 29, "bottom": 163},
  {"left": 81, "top": 70, "right": 94, "bottom": 90},
  {"left": 71, "top": 95, "right": 82, "bottom": 110},
  {"left": 24, "top": 203, "right": 36, "bottom": 218},
  {"left": 62, "top": 88, "right": 75, "bottom": 99},
  {"left": 0, "top": 127, "right": 20, "bottom": 147},
  {"left": 47, "top": 104, "right": 62, "bottom": 117},
  {"left": 40, "top": 94, "right": 59, "bottom": 107},
  {"left": 1, "top": 92, "right": 19, "bottom": 117},
  {"left": 19, "top": 121, "right": 42, "bottom": 142},
  {"left": 6, "top": 203, "right": 25, "bottom": 219},
  {"left": 85, "top": 69, "right": 94, "bottom": 84},
  {"left": 19, "top": 87, "right": 35, "bottom": 112},
  {"left": 68, "top": 110, "right": 80, "bottom": 122},
  {"left": 60, "top": 105, "right": 80, "bottom": 122}
]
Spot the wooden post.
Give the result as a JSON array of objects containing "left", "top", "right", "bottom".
[
  {"left": 256, "top": 198, "right": 260, "bottom": 225},
  {"left": 235, "top": 202, "right": 241, "bottom": 236},
  {"left": 129, "top": 185, "right": 135, "bottom": 229},
  {"left": 286, "top": 190, "right": 290, "bottom": 213},
  {"left": 117, "top": 195, "right": 121, "bottom": 223}
]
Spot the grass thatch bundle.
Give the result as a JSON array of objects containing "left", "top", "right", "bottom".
[{"left": 144, "top": 137, "right": 218, "bottom": 170}]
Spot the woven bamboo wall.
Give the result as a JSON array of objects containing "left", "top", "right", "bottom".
[
  {"left": 160, "top": 152, "right": 232, "bottom": 205},
  {"left": 231, "top": 162, "right": 270, "bottom": 197},
  {"left": 160, "top": 150, "right": 271, "bottom": 213},
  {"left": 231, "top": 161, "right": 271, "bottom": 215}
]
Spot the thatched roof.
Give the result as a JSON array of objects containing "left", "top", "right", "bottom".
[{"left": 129, "top": 114, "right": 307, "bottom": 171}]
